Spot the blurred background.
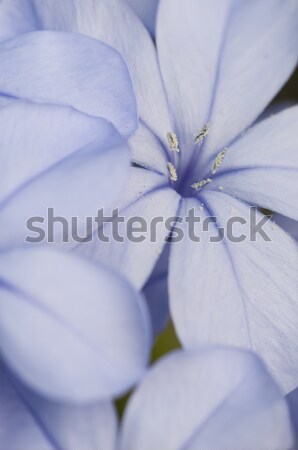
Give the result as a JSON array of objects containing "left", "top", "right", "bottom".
[{"left": 275, "top": 66, "right": 298, "bottom": 102}]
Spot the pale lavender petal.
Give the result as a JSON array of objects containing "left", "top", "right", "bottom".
[
  {"left": 0, "top": 248, "right": 151, "bottom": 401},
  {"left": 286, "top": 387, "right": 298, "bottom": 446},
  {"left": 273, "top": 214, "right": 298, "bottom": 241},
  {"left": 126, "top": 0, "right": 159, "bottom": 36},
  {"left": 120, "top": 348, "right": 293, "bottom": 450},
  {"left": 0, "top": 103, "right": 130, "bottom": 249},
  {"left": 143, "top": 243, "right": 170, "bottom": 335},
  {"left": 170, "top": 192, "right": 298, "bottom": 393},
  {"left": 211, "top": 106, "right": 298, "bottom": 220},
  {"left": 75, "top": 167, "right": 180, "bottom": 290},
  {"left": 0, "top": 30, "right": 137, "bottom": 136},
  {"left": 129, "top": 122, "right": 169, "bottom": 176},
  {"left": 0, "top": 366, "right": 117, "bottom": 450},
  {"left": 0, "top": 0, "right": 172, "bottom": 150},
  {"left": 0, "top": 0, "right": 34, "bottom": 42}
]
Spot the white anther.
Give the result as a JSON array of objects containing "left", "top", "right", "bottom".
[
  {"left": 212, "top": 148, "right": 227, "bottom": 174},
  {"left": 167, "top": 132, "right": 180, "bottom": 152},
  {"left": 167, "top": 162, "right": 178, "bottom": 182},
  {"left": 191, "top": 178, "right": 212, "bottom": 190},
  {"left": 194, "top": 123, "right": 210, "bottom": 144}
]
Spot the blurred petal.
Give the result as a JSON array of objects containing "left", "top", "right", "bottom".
[
  {"left": 273, "top": 214, "right": 298, "bottom": 241},
  {"left": 0, "top": 366, "right": 117, "bottom": 450},
  {"left": 74, "top": 167, "right": 180, "bottom": 290},
  {"left": 0, "top": 248, "right": 151, "bottom": 402},
  {"left": 120, "top": 348, "right": 293, "bottom": 450},
  {"left": 157, "top": 0, "right": 298, "bottom": 174},
  {"left": 143, "top": 243, "right": 170, "bottom": 336},
  {"left": 129, "top": 122, "right": 168, "bottom": 176},
  {"left": 211, "top": 106, "right": 298, "bottom": 220},
  {"left": 0, "top": 30, "right": 137, "bottom": 136},
  {"left": 286, "top": 387, "right": 298, "bottom": 446},
  {"left": 126, "top": 0, "right": 159, "bottom": 36},
  {"left": 0, "top": 0, "right": 35, "bottom": 42},
  {"left": 0, "top": 102, "right": 130, "bottom": 249},
  {"left": 0, "top": 102, "right": 128, "bottom": 204},
  {"left": 170, "top": 193, "right": 298, "bottom": 393},
  {"left": 0, "top": 0, "right": 172, "bottom": 149}
]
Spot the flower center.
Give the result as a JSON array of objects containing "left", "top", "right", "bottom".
[{"left": 166, "top": 124, "right": 228, "bottom": 197}]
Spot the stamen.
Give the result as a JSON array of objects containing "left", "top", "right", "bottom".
[
  {"left": 194, "top": 123, "right": 210, "bottom": 144},
  {"left": 191, "top": 178, "right": 212, "bottom": 190},
  {"left": 167, "top": 132, "right": 180, "bottom": 152},
  {"left": 212, "top": 148, "right": 227, "bottom": 174},
  {"left": 167, "top": 162, "right": 178, "bottom": 182}
]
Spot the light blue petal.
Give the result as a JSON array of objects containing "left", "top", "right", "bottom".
[
  {"left": 0, "top": 366, "right": 117, "bottom": 450},
  {"left": 211, "top": 106, "right": 298, "bottom": 220},
  {"left": 286, "top": 387, "right": 298, "bottom": 449},
  {"left": 273, "top": 214, "right": 298, "bottom": 242},
  {"left": 0, "top": 30, "right": 137, "bottom": 136},
  {"left": 157, "top": 0, "right": 298, "bottom": 175},
  {"left": 129, "top": 122, "right": 169, "bottom": 176},
  {"left": 0, "top": 248, "right": 151, "bottom": 402},
  {"left": 169, "top": 193, "right": 298, "bottom": 393},
  {"left": 256, "top": 101, "right": 296, "bottom": 124},
  {"left": 0, "top": 0, "right": 171, "bottom": 148},
  {"left": 0, "top": 0, "right": 35, "bottom": 42},
  {"left": 126, "top": 0, "right": 159, "bottom": 36},
  {"left": 120, "top": 348, "right": 293, "bottom": 450},
  {"left": 75, "top": 167, "right": 180, "bottom": 290},
  {"left": 0, "top": 102, "right": 130, "bottom": 249},
  {"left": 143, "top": 243, "right": 170, "bottom": 336},
  {"left": 0, "top": 0, "right": 171, "bottom": 170}
]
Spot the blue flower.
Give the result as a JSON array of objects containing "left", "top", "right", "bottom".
[
  {"left": 22, "top": 0, "right": 298, "bottom": 393},
  {"left": 0, "top": 346, "right": 295, "bottom": 449},
  {"left": 1, "top": 0, "right": 298, "bottom": 400},
  {"left": 22, "top": 0, "right": 298, "bottom": 391}
]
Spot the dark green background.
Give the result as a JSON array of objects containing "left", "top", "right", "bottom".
[{"left": 275, "top": 66, "right": 298, "bottom": 102}]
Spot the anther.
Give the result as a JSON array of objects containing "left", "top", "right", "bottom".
[
  {"left": 191, "top": 178, "right": 212, "bottom": 190},
  {"left": 167, "top": 132, "right": 180, "bottom": 152},
  {"left": 212, "top": 148, "right": 227, "bottom": 174},
  {"left": 194, "top": 123, "right": 210, "bottom": 144},
  {"left": 167, "top": 162, "right": 178, "bottom": 182}
]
